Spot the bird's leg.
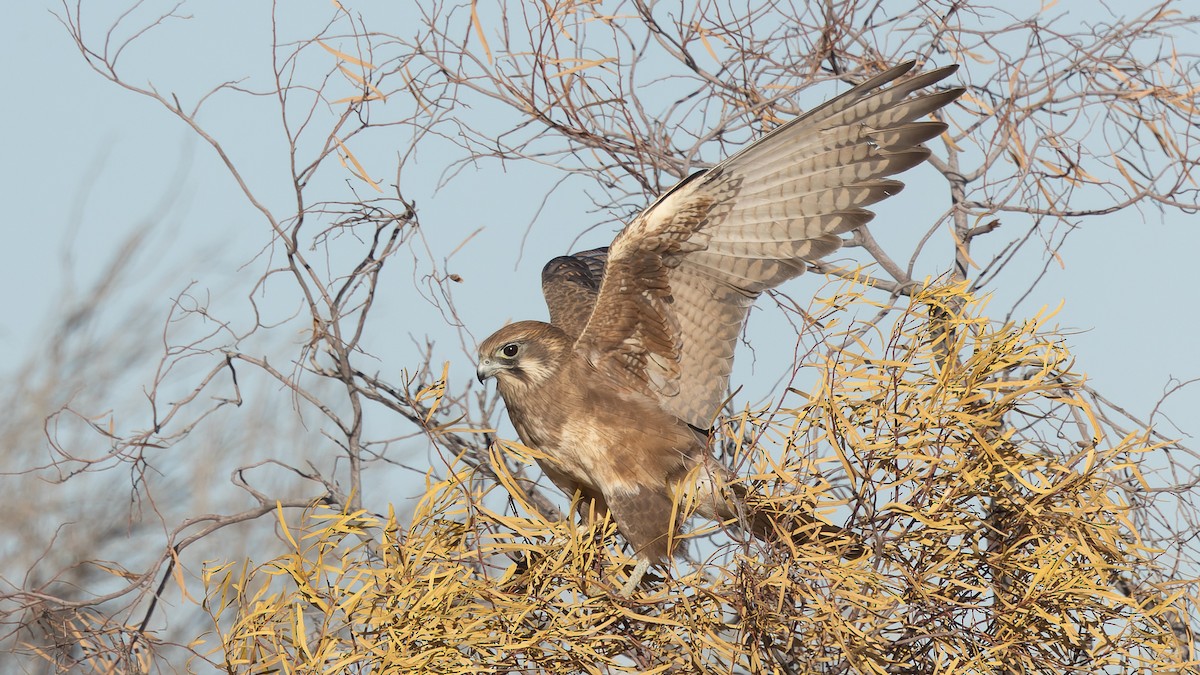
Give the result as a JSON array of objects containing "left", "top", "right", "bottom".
[{"left": 620, "top": 557, "right": 651, "bottom": 596}]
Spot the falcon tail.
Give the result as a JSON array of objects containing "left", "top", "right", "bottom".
[{"left": 726, "top": 482, "right": 866, "bottom": 559}]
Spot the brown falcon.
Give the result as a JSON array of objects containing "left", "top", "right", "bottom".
[{"left": 476, "top": 62, "right": 963, "bottom": 593}]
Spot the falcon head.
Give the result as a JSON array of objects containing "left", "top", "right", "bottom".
[{"left": 476, "top": 320, "right": 571, "bottom": 390}]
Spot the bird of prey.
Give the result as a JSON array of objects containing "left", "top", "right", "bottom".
[{"left": 476, "top": 62, "right": 963, "bottom": 594}]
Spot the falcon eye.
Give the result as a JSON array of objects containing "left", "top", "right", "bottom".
[{"left": 501, "top": 343, "right": 520, "bottom": 358}]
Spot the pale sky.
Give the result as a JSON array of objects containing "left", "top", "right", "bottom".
[
  {"left": 4, "top": 0, "right": 1197, "bottom": 465},
  {"left": 2, "top": 4, "right": 1197, "bottom": 668}
]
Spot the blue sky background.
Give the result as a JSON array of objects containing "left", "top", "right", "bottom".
[
  {"left": 4, "top": 1, "right": 1197, "bottom": 483},
  {"left": 3, "top": 3, "right": 1198, "bottom": 667}
]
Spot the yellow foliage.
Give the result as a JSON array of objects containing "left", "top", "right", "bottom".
[{"left": 202, "top": 283, "right": 1196, "bottom": 673}]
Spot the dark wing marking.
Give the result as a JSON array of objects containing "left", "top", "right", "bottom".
[{"left": 572, "top": 62, "right": 964, "bottom": 427}]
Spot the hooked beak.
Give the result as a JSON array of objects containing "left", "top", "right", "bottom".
[{"left": 476, "top": 358, "right": 501, "bottom": 383}]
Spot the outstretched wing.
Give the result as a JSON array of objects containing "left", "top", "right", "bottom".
[
  {"left": 541, "top": 247, "right": 609, "bottom": 339},
  {"left": 573, "top": 62, "right": 964, "bottom": 428}
]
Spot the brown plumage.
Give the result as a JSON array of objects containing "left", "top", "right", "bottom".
[{"left": 477, "top": 62, "right": 963, "bottom": 593}]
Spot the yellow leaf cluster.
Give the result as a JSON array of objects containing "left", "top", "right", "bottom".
[{"left": 202, "top": 282, "right": 1196, "bottom": 673}]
